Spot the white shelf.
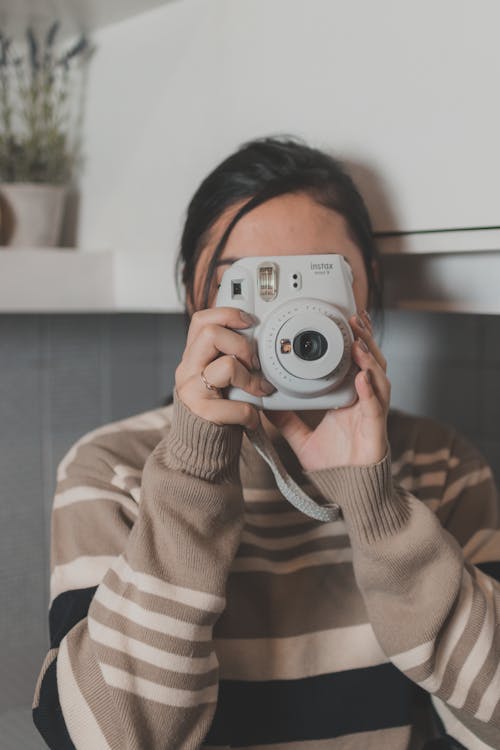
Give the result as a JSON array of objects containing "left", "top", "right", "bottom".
[
  {"left": 2, "top": 0, "right": 172, "bottom": 37},
  {"left": 377, "top": 227, "right": 500, "bottom": 255},
  {"left": 0, "top": 248, "right": 115, "bottom": 312}
]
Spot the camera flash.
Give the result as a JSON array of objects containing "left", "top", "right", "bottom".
[
  {"left": 280, "top": 338, "right": 292, "bottom": 354},
  {"left": 258, "top": 262, "right": 278, "bottom": 301}
]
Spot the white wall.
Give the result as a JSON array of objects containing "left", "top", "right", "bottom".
[{"left": 78, "top": 0, "right": 500, "bottom": 310}]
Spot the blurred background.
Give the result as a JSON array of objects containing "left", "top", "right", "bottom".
[{"left": 1, "top": 0, "right": 500, "bottom": 747}]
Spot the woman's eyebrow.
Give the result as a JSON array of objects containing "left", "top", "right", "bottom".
[{"left": 213, "top": 257, "right": 240, "bottom": 267}]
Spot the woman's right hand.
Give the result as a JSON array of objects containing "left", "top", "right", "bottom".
[{"left": 174, "top": 307, "right": 276, "bottom": 431}]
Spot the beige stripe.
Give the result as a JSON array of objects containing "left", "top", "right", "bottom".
[
  {"left": 243, "top": 510, "right": 319, "bottom": 527},
  {"left": 447, "top": 570, "right": 496, "bottom": 709},
  {"left": 89, "top": 616, "right": 218, "bottom": 674},
  {"left": 90, "top": 598, "right": 213, "bottom": 658},
  {"left": 442, "top": 466, "right": 494, "bottom": 506},
  {"left": 114, "top": 555, "right": 225, "bottom": 613},
  {"left": 57, "top": 409, "right": 169, "bottom": 480},
  {"left": 409, "top": 569, "right": 474, "bottom": 692},
  {"left": 105, "top": 568, "right": 219, "bottom": 628},
  {"left": 53, "top": 485, "right": 138, "bottom": 516},
  {"left": 241, "top": 522, "right": 348, "bottom": 550},
  {"left": 100, "top": 663, "right": 217, "bottom": 707},
  {"left": 230, "top": 547, "right": 353, "bottom": 574},
  {"left": 432, "top": 696, "right": 496, "bottom": 750},
  {"left": 237, "top": 535, "right": 350, "bottom": 562},
  {"left": 391, "top": 447, "right": 459, "bottom": 474},
  {"left": 475, "top": 655, "right": 500, "bottom": 722},
  {"left": 399, "top": 469, "right": 447, "bottom": 492},
  {"left": 57, "top": 636, "right": 112, "bottom": 749},
  {"left": 463, "top": 529, "right": 500, "bottom": 564},
  {"left": 243, "top": 483, "right": 321, "bottom": 503},
  {"left": 215, "top": 622, "right": 388, "bottom": 681},
  {"left": 50, "top": 555, "right": 116, "bottom": 604},
  {"left": 95, "top": 582, "right": 212, "bottom": 641}
]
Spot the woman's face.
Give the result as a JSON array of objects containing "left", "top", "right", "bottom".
[{"left": 192, "top": 192, "right": 374, "bottom": 314}]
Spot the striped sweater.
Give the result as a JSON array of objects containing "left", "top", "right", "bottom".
[{"left": 33, "top": 387, "right": 500, "bottom": 750}]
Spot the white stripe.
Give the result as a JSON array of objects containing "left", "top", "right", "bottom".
[
  {"left": 95, "top": 582, "right": 212, "bottom": 641},
  {"left": 89, "top": 616, "right": 218, "bottom": 674},
  {"left": 475, "top": 654, "right": 500, "bottom": 722},
  {"left": 50, "top": 555, "right": 116, "bottom": 605},
  {"left": 447, "top": 570, "right": 497, "bottom": 709},
  {"left": 413, "top": 570, "right": 475, "bottom": 692},
  {"left": 432, "top": 696, "right": 496, "bottom": 750},
  {"left": 442, "top": 467, "right": 493, "bottom": 506},
  {"left": 241, "top": 523, "right": 348, "bottom": 550},
  {"left": 231, "top": 547, "right": 353, "bottom": 574},
  {"left": 215, "top": 622, "right": 388, "bottom": 680},
  {"left": 100, "top": 663, "right": 217, "bottom": 707},
  {"left": 57, "top": 637, "right": 112, "bottom": 749},
  {"left": 113, "top": 464, "right": 142, "bottom": 479},
  {"left": 244, "top": 510, "right": 318, "bottom": 528},
  {"left": 53, "top": 486, "right": 138, "bottom": 516},
  {"left": 463, "top": 529, "right": 500, "bottom": 565},
  {"left": 57, "top": 408, "right": 171, "bottom": 480},
  {"left": 391, "top": 639, "right": 435, "bottom": 672},
  {"left": 113, "top": 555, "right": 225, "bottom": 613}
]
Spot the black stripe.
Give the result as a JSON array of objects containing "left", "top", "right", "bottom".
[
  {"left": 32, "top": 658, "right": 76, "bottom": 750},
  {"left": 49, "top": 586, "right": 97, "bottom": 649},
  {"left": 205, "top": 663, "right": 416, "bottom": 746},
  {"left": 476, "top": 561, "right": 500, "bottom": 581}
]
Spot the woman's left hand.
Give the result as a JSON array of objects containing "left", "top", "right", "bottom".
[{"left": 263, "top": 309, "right": 391, "bottom": 472}]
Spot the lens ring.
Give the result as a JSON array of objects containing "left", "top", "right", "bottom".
[{"left": 293, "top": 330, "right": 328, "bottom": 361}]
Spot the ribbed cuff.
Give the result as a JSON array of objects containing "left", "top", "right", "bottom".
[
  {"left": 152, "top": 388, "right": 243, "bottom": 483},
  {"left": 303, "top": 446, "right": 411, "bottom": 545}
]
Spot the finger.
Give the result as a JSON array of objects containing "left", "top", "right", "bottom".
[
  {"left": 186, "top": 307, "right": 255, "bottom": 348},
  {"left": 352, "top": 338, "right": 391, "bottom": 410},
  {"left": 202, "top": 354, "right": 275, "bottom": 399},
  {"left": 263, "top": 408, "right": 313, "bottom": 456},
  {"left": 181, "top": 323, "right": 258, "bottom": 376},
  {"left": 196, "top": 396, "right": 261, "bottom": 431},
  {"left": 350, "top": 313, "right": 387, "bottom": 373},
  {"left": 354, "top": 368, "right": 385, "bottom": 419}
]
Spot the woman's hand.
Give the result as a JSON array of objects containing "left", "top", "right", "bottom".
[
  {"left": 263, "top": 309, "right": 390, "bottom": 472},
  {"left": 175, "top": 307, "right": 275, "bottom": 431}
]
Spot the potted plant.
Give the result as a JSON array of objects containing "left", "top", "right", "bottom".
[{"left": 0, "top": 23, "right": 91, "bottom": 247}]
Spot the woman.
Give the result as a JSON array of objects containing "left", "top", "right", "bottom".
[{"left": 33, "top": 137, "right": 500, "bottom": 750}]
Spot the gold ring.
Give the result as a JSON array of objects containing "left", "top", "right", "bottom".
[{"left": 200, "top": 368, "right": 220, "bottom": 392}]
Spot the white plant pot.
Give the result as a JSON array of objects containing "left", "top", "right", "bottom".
[{"left": 0, "top": 183, "right": 68, "bottom": 248}]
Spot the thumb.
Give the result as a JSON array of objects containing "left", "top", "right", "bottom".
[{"left": 263, "top": 409, "right": 312, "bottom": 456}]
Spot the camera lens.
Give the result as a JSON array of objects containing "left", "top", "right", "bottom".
[{"left": 293, "top": 330, "right": 328, "bottom": 361}]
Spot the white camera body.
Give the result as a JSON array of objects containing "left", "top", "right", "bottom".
[{"left": 215, "top": 253, "right": 360, "bottom": 411}]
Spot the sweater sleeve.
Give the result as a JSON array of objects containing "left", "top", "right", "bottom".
[
  {"left": 304, "top": 432, "right": 500, "bottom": 750},
  {"left": 32, "top": 389, "right": 245, "bottom": 750}
]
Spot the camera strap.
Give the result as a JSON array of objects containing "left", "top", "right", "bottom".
[{"left": 244, "top": 423, "right": 342, "bottom": 523}]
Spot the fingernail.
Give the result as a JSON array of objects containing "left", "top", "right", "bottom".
[
  {"left": 356, "top": 314, "right": 366, "bottom": 330},
  {"left": 240, "top": 311, "right": 255, "bottom": 325},
  {"left": 252, "top": 353, "right": 261, "bottom": 370},
  {"left": 358, "top": 337, "right": 369, "bottom": 352},
  {"left": 260, "top": 378, "right": 276, "bottom": 394}
]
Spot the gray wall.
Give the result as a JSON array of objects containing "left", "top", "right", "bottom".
[{"left": 1, "top": 310, "right": 499, "bottom": 749}]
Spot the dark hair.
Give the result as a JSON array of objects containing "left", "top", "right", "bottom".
[{"left": 175, "top": 134, "right": 384, "bottom": 330}]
